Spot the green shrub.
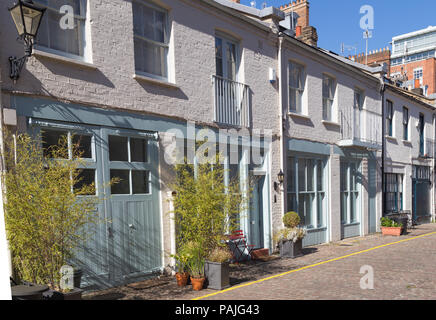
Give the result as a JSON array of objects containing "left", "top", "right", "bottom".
[
  {"left": 3, "top": 132, "right": 114, "bottom": 290},
  {"left": 380, "top": 217, "right": 402, "bottom": 228},
  {"left": 207, "top": 246, "right": 232, "bottom": 263},
  {"left": 171, "top": 150, "right": 248, "bottom": 260},
  {"left": 283, "top": 212, "right": 300, "bottom": 228}
]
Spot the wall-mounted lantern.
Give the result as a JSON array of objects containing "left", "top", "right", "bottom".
[
  {"left": 274, "top": 170, "right": 285, "bottom": 192},
  {"left": 8, "top": 0, "right": 45, "bottom": 82},
  {"left": 277, "top": 170, "right": 285, "bottom": 184}
]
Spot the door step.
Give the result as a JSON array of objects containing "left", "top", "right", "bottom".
[{"left": 250, "top": 248, "right": 269, "bottom": 260}]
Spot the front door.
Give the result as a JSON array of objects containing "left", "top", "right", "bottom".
[
  {"left": 249, "top": 175, "right": 265, "bottom": 249},
  {"left": 340, "top": 160, "right": 361, "bottom": 239},
  {"left": 412, "top": 166, "right": 431, "bottom": 223}
]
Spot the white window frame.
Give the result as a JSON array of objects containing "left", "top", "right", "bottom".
[
  {"left": 322, "top": 74, "right": 335, "bottom": 122},
  {"left": 215, "top": 32, "right": 240, "bottom": 82},
  {"left": 133, "top": 0, "right": 170, "bottom": 81},
  {"left": 386, "top": 100, "right": 394, "bottom": 137},
  {"left": 340, "top": 160, "right": 361, "bottom": 225},
  {"left": 288, "top": 61, "right": 305, "bottom": 114},
  {"left": 34, "top": 0, "right": 91, "bottom": 62},
  {"left": 287, "top": 156, "right": 327, "bottom": 230}
]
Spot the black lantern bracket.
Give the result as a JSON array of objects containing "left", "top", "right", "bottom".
[
  {"left": 8, "top": 0, "right": 46, "bottom": 83},
  {"left": 9, "top": 35, "right": 34, "bottom": 82}
]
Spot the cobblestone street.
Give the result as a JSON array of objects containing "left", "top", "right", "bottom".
[{"left": 185, "top": 224, "right": 436, "bottom": 300}]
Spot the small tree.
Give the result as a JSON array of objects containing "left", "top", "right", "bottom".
[
  {"left": 171, "top": 152, "right": 248, "bottom": 260},
  {"left": 2, "top": 131, "right": 108, "bottom": 290}
]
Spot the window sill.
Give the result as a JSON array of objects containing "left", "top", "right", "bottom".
[
  {"left": 402, "top": 140, "right": 412, "bottom": 144},
  {"left": 288, "top": 112, "right": 310, "bottom": 120},
  {"left": 33, "top": 49, "right": 97, "bottom": 70},
  {"left": 385, "top": 135, "right": 397, "bottom": 142},
  {"left": 321, "top": 120, "right": 340, "bottom": 127},
  {"left": 133, "top": 74, "right": 179, "bottom": 89}
]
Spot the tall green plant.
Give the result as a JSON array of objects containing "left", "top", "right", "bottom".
[
  {"left": 171, "top": 152, "right": 248, "bottom": 260},
  {"left": 2, "top": 131, "right": 109, "bottom": 290}
]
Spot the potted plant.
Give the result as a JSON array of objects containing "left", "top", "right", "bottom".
[
  {"left": 381, "top": 217, "right": 403, "bottom": 236},
  {"left": 274, "top": 212, "right": 307, "bottom": 259},
  {"left": 184, "top": 242, "right": 206, "bottom": 291},
  {"left": 170, "top": 247, "right": 190, "bottom": 287},
  {"left": 205, "top": 246, "right": 232, "bottom": 290}
]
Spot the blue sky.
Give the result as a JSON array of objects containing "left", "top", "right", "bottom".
[{"left": 240, "top": 0, "right": 436, "bottom": 56}]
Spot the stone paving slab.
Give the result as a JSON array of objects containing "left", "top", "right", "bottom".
[
  {"left": 184, "top": 224, "right": 436, "bottom": 300},
  {"left": 83, "top": 224, "right": 436, "bottom": 300}
]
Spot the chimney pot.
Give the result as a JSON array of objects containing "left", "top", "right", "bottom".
[{"left": 296, "top": 25, "right": 302, "bottom": 37}]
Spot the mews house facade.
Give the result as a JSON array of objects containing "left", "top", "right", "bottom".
[{"left": 0, "top": 0, "right": 435, "bottom": 289}]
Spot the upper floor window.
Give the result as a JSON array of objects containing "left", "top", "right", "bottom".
[
  {"left": 414, "top": 68, "right": 423, "bottom": 80},
  {"left": 289, "top": 61, "right": 305, "bottom": 114},
  {"left": 403, "top": 107, "right": 409, "bottom": 141},
  {"left": 322, "top": 75, "right": 335, "bottom": 121},
  {"left": 354, "top": 88, "right": 364, "bottom": 110},
  {"left": 34, "top": 0, "right": 88, "bottom": 60},
  {"left": 386, "top": 100, "right": 393, "bottom": 137},
  {"left": 215, "top": 34, "right": 239, "bottom": 81},
  {"left": 133, "top": 0, "right": 169, "bottom": 80},
  {"left": 419, "top": 113, "right": 425, "bottom": 156}
]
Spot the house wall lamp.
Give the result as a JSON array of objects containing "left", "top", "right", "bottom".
[{"left": 8, "top": 0, "right": 45, "bottom": 82}]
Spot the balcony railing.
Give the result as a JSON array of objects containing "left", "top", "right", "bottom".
[
  {"left": 339, "top": 107, "right": 382, "bottom": 150},
  {"left": 212, "top": 75, "right": 250, "bottom": 128}
]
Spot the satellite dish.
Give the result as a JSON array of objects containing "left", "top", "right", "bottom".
[{"left": 250, "top": 1, "right": 256, "bottom": 8}]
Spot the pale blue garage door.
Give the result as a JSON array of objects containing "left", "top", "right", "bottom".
[{"left": 33, "top": 120, "right": 162, "bottom": 289}]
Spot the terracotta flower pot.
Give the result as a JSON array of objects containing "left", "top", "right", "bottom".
[
  {"left": 190, "top": 277, "right": 205, "bottom": 291},
  {"left": 381, "top": 226, "right": 402, "bottom": 236},
  {"left": 175, "top": 272, "right": 189, "bottom": 287}
]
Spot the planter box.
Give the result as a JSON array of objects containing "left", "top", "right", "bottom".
[
  {"left": 43, "top": 288, "right": 83, "bottom": 300},
  {"left": 204, "top": 261, "right": 230, "bottom": 290},
  {"left": 381, "top": 227, "right": 402, "bottom": 236},
  {"left": 279, "top": 239, "right": 303, "bottom": 259}
]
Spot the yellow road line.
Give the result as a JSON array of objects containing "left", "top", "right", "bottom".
[{"left": 193, "top": 231, "right": 436, "bottom": 300}]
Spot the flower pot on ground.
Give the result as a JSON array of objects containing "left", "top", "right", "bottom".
[
  {"left": 204, "top": 247, "right": 232, "bottom": 290},
  {"left": 184, "top": 241, "right": 206, "bottom": 291},
  {"left": 190, "top": 277, "right": 205, "bottom": 291},
  {"left": 175, "top": 272, "right": 189, "bottom": 287},
  {"left": 279, "top": 238, "right": 303, "bottom": 258},
  {"left": 170, "top": 249, "right": 190, "bottom": 287},
  {"left": 381, "top": 227, "right": 402, "bottom": 236},
  {"left": 381, "top": 217, "right": 403, "bottom": 236},
  {"left": 274, "top": 212, "right": 307, "bottom": 259}
]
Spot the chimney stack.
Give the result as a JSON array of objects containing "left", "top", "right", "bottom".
[
  {"left": 230, "top": 0, "right": 240, "bottom": 3},
  {"left": 280, "top": 1, "right": 317, "bottom": 47},
  {"left": 280, "top": 0, "right": 310, "bottom": 28}
]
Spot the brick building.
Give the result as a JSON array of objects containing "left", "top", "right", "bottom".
[
  {"left": 390, "top": 26, "right": 436, "bottom": 98},
  {"left": 349, "top": 48, "right": 391, "bottom": 75}
]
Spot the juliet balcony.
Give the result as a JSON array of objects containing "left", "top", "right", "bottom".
[
  {"left": 212, "top": 75, "right": 250, "bottom": 128},
  {"left": 339, "top": 107, "right": 382, "bottom": 150}
]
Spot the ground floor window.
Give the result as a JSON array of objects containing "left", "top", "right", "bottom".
[
  {"left": 340, "top": 161, "right": 361, "bottom": 224},
  {"left": 384, "top": 173, "right": 403, "bottom": 213},
  {"left": 287, "top": 156, "right": 326, "bottom": 229}
]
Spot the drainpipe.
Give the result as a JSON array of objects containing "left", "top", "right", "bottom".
[
  {"left": 380, "top": 77, "right": 386, "bottom": 218},
  {"left": 278, "top": 35, "right": 285, "bottom": 220}
]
